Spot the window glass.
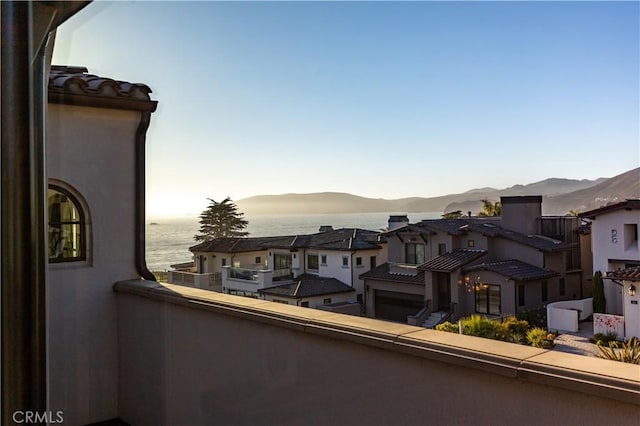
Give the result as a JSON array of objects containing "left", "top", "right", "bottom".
[
  {"left": 307, "top": 254, "right": 319, "bottom": 270},
  {"left": 48, "top": 186, "right": 84, "bottom": 262},
  {"left": 476, "top": 284, "right": 500, "bottom": 315},
  {"left": 405, "top": 243, "right": 425, "bottom": 264}
]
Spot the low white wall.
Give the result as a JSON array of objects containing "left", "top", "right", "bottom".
[
  {"left": 594, "top": 313, "right": 625, "bottom": 338},
  {"left": 547, "top": 298, "right": 594, "bottom": 332},
  {"left": 548, "top": 308, "right": 578, "bottom": 333}
]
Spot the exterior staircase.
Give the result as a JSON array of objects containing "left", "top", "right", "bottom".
[{"left": 423, "top": 311, "right": 448, "bottom": 328}]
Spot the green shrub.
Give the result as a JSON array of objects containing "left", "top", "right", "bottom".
[
  {"left": 526, "top": 327, "right": 555, "bottom": 349},
  {"left": 596, "top": 339, "right": 640, "bottom": 364},
  {"left": 435, "top": 321, "right": 459, "bottom": 333},
  {"left": 516, "top": 309, "right": 546, "bottom": 328},
  {"left": 461, "top": 315, "right": 502, "bottom": 339},
  {"left": 589, "top": 332, "right": 618, "bottom": 345},
  {"left": 500, "top": 316, "right": 530, "bottom": 344}
]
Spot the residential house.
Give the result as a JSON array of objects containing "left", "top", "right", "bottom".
[
  {"left": 362, "top": 196, "right": 585, "bottom": 324},
  {"left": 174, "top": 227, "right": 387, "bottom": 306},
  {"left": 579, "top": 199, "right": 640, "bottom": 314},
  {"left": 579, "top": 200, "right": 640, "bottom": 339}
]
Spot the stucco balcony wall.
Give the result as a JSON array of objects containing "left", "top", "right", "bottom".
[{"left": 115, "top": 280, "right": 639, "bottom": 426}]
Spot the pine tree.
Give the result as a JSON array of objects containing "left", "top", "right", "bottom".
[
  {"left": 194, "top": 197, "right": 249, "bottom": 241},
  {"left": 441, "top": 210, "right": 464, "bottom": 219}
]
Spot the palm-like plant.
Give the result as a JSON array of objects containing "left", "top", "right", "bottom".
[
  {"left": 477, "top": 199, "right": 501, "bottom": 217},
  {"left": 596, "top": 339, "right": 640, "bottom": 364}
]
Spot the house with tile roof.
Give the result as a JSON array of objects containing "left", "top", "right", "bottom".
[
  {"left": 46, "top": 65, "right": 158, "bottom": 424},
  {"left": 580, "top": 199, "right": 640, "bottom": 315},
  {"left": 361, "top": 196, "right": 587, "bottom": 325},
  {"left": 171, "top": 227, "right": 387, "bottom": 307}
]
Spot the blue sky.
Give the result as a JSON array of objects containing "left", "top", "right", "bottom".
[{"left": 53, "top": 1, "right": 639, "bottom": 218}]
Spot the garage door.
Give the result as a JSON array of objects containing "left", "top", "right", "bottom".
[{"left": 374, "top": 290, "right": 424, "bottom": 323}]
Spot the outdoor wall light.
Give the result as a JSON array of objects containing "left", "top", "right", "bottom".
[
  {"left": 457, "top": 275, "right": 484, "bottom": 293},
  {"left": 629, "top": 284, "right": 636, "bottom": 297}
]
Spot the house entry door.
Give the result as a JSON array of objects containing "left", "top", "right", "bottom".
[{"left": 436, "top": 272, "right": 450, "bottom": 310}]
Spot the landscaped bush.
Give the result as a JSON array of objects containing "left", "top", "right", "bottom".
[
  {"left": 435, "top": 321, "right": 459, "bottom": 333},
  {"left": 434, "top": 315, "right": 558, "bottom": 349},
  {"left": 595, "top": 338, "right": 640, "bottom": 364},
  {"left": 516, "top": 308, "right": 547, "bottom": 328},
  {"left": 461, "top": 315, "right": 502, "bottom": 339},
  {"left": 526, "top": 327, "right": 556, "bottom": 349},
  {"left": 589, "top": 331, "right": 618, "bottom": 346},
  {"left": 500, "top": 316, "right": 530, "bottom": 344}
]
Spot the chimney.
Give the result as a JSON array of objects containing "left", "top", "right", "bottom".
[
  {"left": 388, "top": 215, "right": 409, "bottom": 231},
  {"left": 318, "top": 225, "right": 333, "bottom": 233},
  {"left": 500, "top": 196, "right": 542, "bottom": 235}
]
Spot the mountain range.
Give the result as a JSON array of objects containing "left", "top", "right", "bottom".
[{"left": 236, "top": 167, "right": 639, "bottom": 216}]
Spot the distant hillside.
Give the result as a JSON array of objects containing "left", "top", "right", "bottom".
[
  {"left": 544, "top": 167, "right": 640, "bottom": 214},
  {"left": 237, "top": 172, "right": 622, "bottom": 215}
]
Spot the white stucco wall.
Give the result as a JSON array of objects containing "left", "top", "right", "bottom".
[
  {"left": 591, "top": 210, "right": 640, "bottom": 273},
  {"left": 590, "top": 210, "right": 640, "bottom": 314},
  {"left": 47, "top": 104, "right": 142, "bottom": 425}
]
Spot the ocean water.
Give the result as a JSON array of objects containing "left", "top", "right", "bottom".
[{"left": 146, "top": 211, "right": 441, "bottom": 271}]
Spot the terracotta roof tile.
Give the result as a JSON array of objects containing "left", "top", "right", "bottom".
[
  {"left": 48, "top": 65, "right": 157, "bottom": 111},
  {"left": 606, "top": 266, "right": 640, "bottom": 281}
]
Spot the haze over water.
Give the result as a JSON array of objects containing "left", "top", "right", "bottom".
[{"left": 146, "top": 211, "right": 440, "bottom": 271}]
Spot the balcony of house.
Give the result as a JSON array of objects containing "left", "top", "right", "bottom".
[
  {"left": 222, "top": 265, "right": 293, "bottom": 294},
  {"left": 167, "top": 270, "right": 222, "bottom": 292},
  {"left": 113, "top": 279, "right": 639, "bottom": 426}
]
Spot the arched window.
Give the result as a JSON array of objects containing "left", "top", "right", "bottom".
[{"left": 48, "top": 185, "right": 86, "bottom": 262}]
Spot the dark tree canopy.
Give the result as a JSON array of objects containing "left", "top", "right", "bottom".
[
  {"left": 441, "top": 210, "right": 464, "bottom": 219},
  {"left": 194, "top": 197, "right": 249, "bottom": 242},
  {"left": 477, "top": 199, "right": 502, "bottom": 217}
]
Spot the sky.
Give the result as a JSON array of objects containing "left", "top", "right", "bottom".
[{"left": 53, "top": 0, "right": 640, "bottom": 218}]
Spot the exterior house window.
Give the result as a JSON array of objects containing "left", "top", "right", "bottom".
[
  {"left": 221, "top": 258, "right": 227, "bottom": 267},
  {"left": 356, "top": 257, "right": 362, "bottom": 267},
  {"left": 255, "top": 256, "right": 261, "bottom": 264},
  {"left": 624, "top": 224, "right": 638, "bottom": 250},
  {"left": 438, "top": 243, "right": 447, "bottom": 255},
  {"left": 518, "top": 284, "right": 525, "bottom": 307},
  {"left": 274, "top": 253, "right": 291, "bottom": 270},
  {"left": 323, "top": 298, "right": 332, "bottom": 304},
  {"left": 307, "top": 254, "right": 319, "bottom": 270},
  {"left": 405, "top": 243, "right": 425, "bottom": 264},
  {"left": 342, "top": 256, "right": 349, "bottom": 267},
  {"left": 541, "top": 281, "right": 548, "bottom": 303},
  {"left": 467, "top": 240, "right": 475, "bottom": 248},
  {"left": 321, "top": 255, "right": 327, "bottom": 265},
  {"left": 475, "top": 284, "right": 500, "bottom": 315},
  {"left": 48, "top": 185, "right": 86, "bottom": 262},
  {"left": 301, "top": 301, "right": 309, "bottom": 307}
]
